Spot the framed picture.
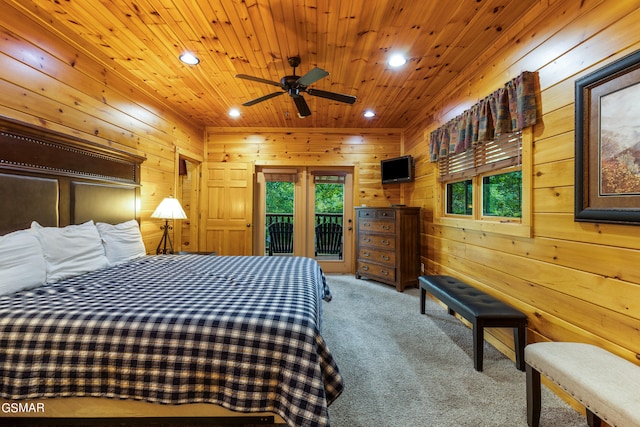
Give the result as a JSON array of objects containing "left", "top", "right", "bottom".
[{"left": 575, "top": 49, "right": 640, "bottom": 224}]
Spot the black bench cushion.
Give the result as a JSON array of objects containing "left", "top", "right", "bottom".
[{"left": 420, "top": 275, "right": 526, "bottom": 320}]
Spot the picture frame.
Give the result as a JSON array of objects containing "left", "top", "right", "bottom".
[{"left": 575, "top": 49, "right": 640, "bottom": 225}]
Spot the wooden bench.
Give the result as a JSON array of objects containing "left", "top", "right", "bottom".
[
  {"left": 419, "top": 275, "right": 527, "bottom": 372},
  {"left": 525, "top": 342, "right": 640, "bottom": 427}
]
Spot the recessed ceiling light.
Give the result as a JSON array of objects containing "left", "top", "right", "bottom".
[
  {"left": 229, "top": 108, "right": 240, "bottom": 118},
  {"left": 364, "top": 110, "right": 376, "bottom": 118},
  {"left": 179, "top": 52, "right": 200, "bottom": 65},
  {"left": 388, "top": 53, "right": 407, "bottom": 67}
]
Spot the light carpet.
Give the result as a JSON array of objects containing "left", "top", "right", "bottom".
[{"left": 322, "top": 274, "right": 585, "bottom": 427}]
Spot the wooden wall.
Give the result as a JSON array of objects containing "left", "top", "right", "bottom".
[
  {"left": 403, "top": 0, "right": 640, "bottom": 404},
  {"left": 205, "top": 127, "right": 405, "bottom": 207},
  {"left": 0, "top": 5, "right": 204, "bottom": 251}
]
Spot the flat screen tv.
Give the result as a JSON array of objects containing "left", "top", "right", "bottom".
[{"left": 381, "top": 155, "right": 414, "bottom": 184}]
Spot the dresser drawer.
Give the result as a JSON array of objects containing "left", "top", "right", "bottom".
[
  {"left": 376, "top": 209, "right": 396, "bottom": 219},
  {"left": 358, "top": 219, "right": 395, "bottom": 234},
  {"left": 357, "top": 261, "right": 396, "bottom": 282},
  {"left": 358, "top": 248, "right": 396, "bottom": 266},
  {"left": 357, "top": 208, "right": 396, "bottom": 219},
  {"left": 358, "top": 234, "right": 396, "bottom": 250}
]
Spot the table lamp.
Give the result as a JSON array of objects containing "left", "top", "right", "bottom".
[{"left": 151, "top": 196, "right": 187, "bottom": 254}]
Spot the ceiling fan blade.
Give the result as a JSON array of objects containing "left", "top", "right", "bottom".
[
  {"left": 296, "top": 67, "right": 330, "bottom": 87},
  {"left": 293, "top": 95, "right": 311, "bottom": 118},
  {"left": 242, "top": 91, "right": 285, "bottom": 106},
  {"left": 307, "top": 88, "right": 357, "bottom": 104},
  {"left": 235, "top": 74, "right": 282, "bottom": 87}
]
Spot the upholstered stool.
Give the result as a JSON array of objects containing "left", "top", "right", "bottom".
[{"left": 525, "top": 342, "right": 640, "bottom": 427}]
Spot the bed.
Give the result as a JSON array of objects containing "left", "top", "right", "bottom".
[{"left": 0, "top": 118, "right": 343, "bottom": 426}]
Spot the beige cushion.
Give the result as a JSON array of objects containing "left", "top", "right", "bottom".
[{"left": 525, "top": 342, "right": 640, "bottom": 427}]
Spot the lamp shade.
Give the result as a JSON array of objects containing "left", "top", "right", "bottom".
[{"left": 151, "top": 197, "right": 187, "bottom": 220}]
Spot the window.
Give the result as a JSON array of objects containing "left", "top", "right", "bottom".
[
  {"left": 445, "top": 169, "right": 523, "bottom": 219},
  {"left": 446, "top": 180, "right": 473, "bottom": 215},
  {"left": 429, "top": 71, "right": 537, "bottom": 237},
  {"left": 436, "top": 129, "right": 532, "bottom": 237},
  {"left": 482, "top": 170, "right": 522, "bottom": 218}
]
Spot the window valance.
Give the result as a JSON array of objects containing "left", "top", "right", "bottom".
[{"left": 429, "top": 71, "right": 537, "bottom": 162}]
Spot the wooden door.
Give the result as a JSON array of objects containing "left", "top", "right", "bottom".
[{"left": 201, "top": 162, "right": 253, "bottom": 255}]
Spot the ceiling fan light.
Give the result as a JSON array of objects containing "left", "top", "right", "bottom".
[
  {"left": 364, "top": 110, "right": 376, "bottom": 118},
  {"left": 229, "top": 108, "right": 240, "bottom": 118},
  {"left": 236, "top": 57, "right": 355, "bottom": 118},
  {"left": 179, "top": 52, "right": 200, "bottom": 65},
  {"left": 388, "top": 54, "right": 407, "bottom": 67}
]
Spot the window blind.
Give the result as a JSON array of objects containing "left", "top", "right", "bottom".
[
  {"left": 438, "top": 131, "right": 522, "bottom": 182},
  {"left": 263, "top": 169, "right": 298, "bottom": 182},
  {"left": 313, "top": 172, "right": 346, "bottom": 184}
]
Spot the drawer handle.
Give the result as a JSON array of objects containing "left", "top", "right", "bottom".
[
  {"left": 381, "top": 212, "right": 388, "bottom": 216},
  {"left": 361, "top": 266, "right": 369, "bottom": 271},
  {"left": 381, "top": 255, "right": 390, "bottom": 261},
  {"left": 381, "top": 240, "right": 390, "bottom": 245},
  {"left": 363, "top": 222, "right": 371, "bottom": 227},
  {"left": 381, "top": 270, "right": 389, "bottom": 276},
  {"left": 363, "top": 252, "right": 370, "bottom": 257},
  {"left": 382, "top": 225, "right": 390, "bottom": 230},
  {"left": 363, "top": 237, "right": 371, "bottom": 243}
]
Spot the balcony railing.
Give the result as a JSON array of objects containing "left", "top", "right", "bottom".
[
  {"left": 265, "top": 213, "right": 344, "bottom": 258},
  {"left": 266, "top": 213, "right": 343, "bottom": 226}
]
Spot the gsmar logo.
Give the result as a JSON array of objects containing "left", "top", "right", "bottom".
[{"left": 2, "top": 402, "right": 45, "bottom": 413}]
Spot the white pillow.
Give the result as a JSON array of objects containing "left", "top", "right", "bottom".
[
  {"left": 31, "top": 220, "right": 110, "bottom": 282},
  {"left": 96, "top": 220, "right": 146, "bottom": 265},
  {"left": 0, "top": 229, "right": 47, "bottom": 295}
]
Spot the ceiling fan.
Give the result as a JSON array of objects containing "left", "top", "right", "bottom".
[{"left": 235, "top": 56, "right": 356, "bottom": 118}]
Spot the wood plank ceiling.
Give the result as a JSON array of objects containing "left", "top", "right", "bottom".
[{"left": 10, "top": 0, "right": 539, "bottom": 129}]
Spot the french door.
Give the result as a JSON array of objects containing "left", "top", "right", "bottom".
[{"left": 255, "top": 166, "right": 354, "bottom": 273}]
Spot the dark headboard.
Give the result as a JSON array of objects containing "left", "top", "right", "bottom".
[{"left": 0, "top": 117, "right": 145, "bottom": 235}]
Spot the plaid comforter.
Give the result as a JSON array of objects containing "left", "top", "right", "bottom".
[{"left": 0, "top": 255, "right": 343, "bottom": 427}]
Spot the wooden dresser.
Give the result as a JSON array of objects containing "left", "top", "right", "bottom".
[{"left": 355, "top": 206, "right": 420, "bottom": 291}]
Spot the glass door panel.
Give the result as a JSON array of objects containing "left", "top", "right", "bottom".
[
  {"left": 308, "top": 168, "right": 353, "bottom": 274},
  {"left": 313, "top": 175, "right": 344, "bottom": 261},
  {"left": 264, "top": 178, "right": 295, "bottom": 256}
]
